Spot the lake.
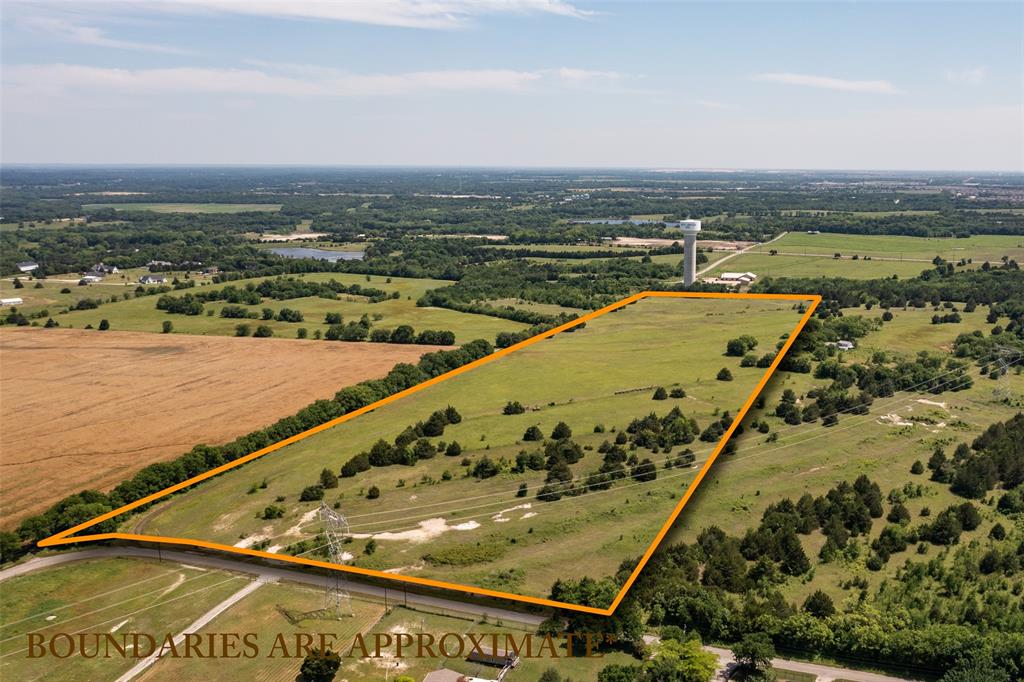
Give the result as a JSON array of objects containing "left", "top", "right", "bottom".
[{"left": 268, "top": 247, "right": 365, "bottom": 262}]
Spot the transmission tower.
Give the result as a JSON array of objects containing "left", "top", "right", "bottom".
[
  {"left": 992, "top": 345, "right": 1022, "bottom": 402},
  {"left": 320, "top": 502, "right": 354, "bottom": 619},
  {"left": 280, "top": 502, "right": 353, "bottom": 623}
]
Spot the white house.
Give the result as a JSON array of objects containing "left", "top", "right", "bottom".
[
  {"left": 16, "top": 261, "right": 38, "bottom": 273},
  {"left": 139, "top": 275, "right": 167, "bottom": 285},
  {"left": 837, "top": 340, "right": 855, "bottom": 351},
  {"left": 1, "top": 297, "right": 24, "bottom": 307},
  {"left": 79, "top": 275, "right": 104, "bottom": 284}
]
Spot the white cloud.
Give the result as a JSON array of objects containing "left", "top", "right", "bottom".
[
  {"left": 752, "top": 72, "right": 902, "bottom": 94},
  {"left": 2, "top": 63, "right": 552, "bottom": 98},
  {"left": 21, "top": 16, "right": 192, "bottom": 54},
  {"left": 945, "top": 67, "right": 987, "bottom": 85},
  {"left": 19, "top": 0, "right": 595, "bottom": 30}
]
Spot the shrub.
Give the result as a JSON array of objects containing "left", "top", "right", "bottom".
[
  {"left": 367, "top": 485, "right": 380, "bottom": 499},
  {"left": 503, "top": 400, "right": 526, "bottom": 415},
  {"left": 235, "top": 323, "right": 251, "bottom": 337},
  {"left": 523, "top": 426, "right": 544, "bottom": 441},
  {"left": 551, "top": 422, "right": 572, "bottom": 439},
  {"left": 320, "top": 468, "right": 339, "bottom": 489},
  {"left": 98, "top": 319, "right": 110, "bottom": 331},
  {"left": 716, "top": 367, "right": 733, "bottom": 381},
  {"left": 261, "top": 505, "right": 285, "bottom": 520},
  {"left": 253, "top": 325, "right": 273, "bottom": 338},
  {"left": 161, "top": 320, "right": 173, "bottom": 334},
  {"left": 299, "top": 485, "right": 324, "bottom": 502},
  {"left": 652, "top": 387, "right": 668, "bottom": 400}
]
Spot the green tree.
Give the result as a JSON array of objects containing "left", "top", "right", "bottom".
[
  {"left": 642, "top": 637, "right": 717, "bottom": 682},
  {"left": 367, "top": 485, "right": 380, "bottom": 499},
  {"left": 802, "top": 590, "right": 836, "bottom": 618},
  {"left": 98, "top": 319, "right": 110, "bottom": 331},
  {"left": 653, "top": 387, "right": 668, "bottom": 400},
  {"left": 538, "top": 669, "right": 562, "bottom": 682},
  {"left": 319, "top": 468, "right": 338, "bottom": 489},
  {"left": 732, "top": 632, "right": 775, "bottom": 680},
  {"left": 523, "top": 425, "right": 544, "bottom": 441},
  {"left": 299, "top": 648, "right": 341, "bottom": 682},
  {"left": 551, "top": 421, "right": 572, "bottom": 439},
  {"left": 161, "top": 320, "right": 173, "bottom": 334},
  {"left": 716, "top": 367, "right": 733, "bottom": 381}
]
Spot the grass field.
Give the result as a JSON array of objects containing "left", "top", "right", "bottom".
[
  {"left": 0, "top": 328, "right": 440, "bottom": 525},
  {"left": 81, "top": 203, "right": 282, "bottom": 213},
  {"left": 138, "top": 581, "right": 387, "bottom": 682},
  {"left": 709, "top": 253, "right": 932, "bottom": 280},
  {"left": 345, "top": 606, "right": 640, "bottom": 681},
  {"left": 749, "top": 232, "right": 1024, "bottom": 263},
  {"left": 0, "top": 558, "right": 247, "bottom": 682},
  {"left": 52, "top": 273, "right": 523, "bottom": 344},
  {"left": 666, "top": 304, "right": 1024, "bottom": 608},
  {"left": 126, "top": 296, "right": 808, "bottom": 605}
]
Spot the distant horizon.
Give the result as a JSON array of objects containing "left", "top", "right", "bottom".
[{"left": 3, "top": 163, "right": 1022, "bottom": 176}]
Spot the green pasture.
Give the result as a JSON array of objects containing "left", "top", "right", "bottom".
[
  {"left": 708, "top": 253, "right": 932, "bottom": 280},
  {"left": 52, "top": 273, "right": 523, "bottom": 344},
  {"left": 131, "top": 296, "right": 807, "bottom": 602},
  {"left": 754, "top": 232, "right": 1024, "bottom": 263},
  {"left": 0, "top": 558, "right": 246, "bottom": 682},
  {"left": 140, "top": 581, "right": 386, "bottom": 682}
]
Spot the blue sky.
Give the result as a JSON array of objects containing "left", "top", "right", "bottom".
[{"left": 2, "top": 1, "right": 1021, "bottom": 170}]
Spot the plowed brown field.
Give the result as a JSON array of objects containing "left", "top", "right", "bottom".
[{"left": 0, "top": 328, "right": 445, "bottom": 525}]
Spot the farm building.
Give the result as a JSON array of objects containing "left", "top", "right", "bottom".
[
  {"left": 720, "top": 272, "right": 758, "bottom": 284},
  {"left": 139, "top": 275, "right": 167, "bottom": 285},
  {"left": 16, "top": 261, "right": 38, "bottom": 273},
  {"left": 147, "top": 260, "right": 173, "bottom": 269},
  {"left": 79, "top": 275, "right": 104, "bottom": 284},
  {"left": 1, "top": 297, "right": 24, "bottom": 307}
]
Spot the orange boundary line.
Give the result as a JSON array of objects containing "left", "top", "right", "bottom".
[{"left": 39, "top": 291, "right": 820, "bottom": 616}]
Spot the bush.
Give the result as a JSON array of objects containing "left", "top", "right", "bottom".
[
  {"left": 503, "top": 400, "right": 526, "bottom": 415},
  {"left": 367, "top": 485, "right": 380, "bottom": 499},
  {"left": 716, "top": 367, "right": 733, "bottom": 381},
  {"left": 161, "top": 320, "right": 173, "bottom": 334},
  {"left": 551, "top": 422, "right": 572, "bottom": 439},
  {"left": 98, "top": 319, "right": 110, "bottom": 331},
  {"left": 523, "top": 425, "right": 544, "bottom": 441},
  {"left": 261, "top": 505, "right": 285, "bottom": 520},
  {"left": 320, "top": 468, "right": 338, "bottom": 489},
  {"left": 652, "top": 387, "right": 668, "bottom": 400},
  {"left": 299, "top": 485, "right": 324, "bottom": 502},
  {"left": 235, "top": 323, "right": 251, "bottom": 337},
  {"left": 253, "top": 325, "right": 273, "bottom": 338}
]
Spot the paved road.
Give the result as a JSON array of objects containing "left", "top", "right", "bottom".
[
  {"left": 115, "top": 580, "right": 265, "bottom": 682},
  {"left": 0, "top": 547, "right": 546, "bottom": 627},
  {"left": 705, "top": 646, "right": 917, "bottom": 682}
]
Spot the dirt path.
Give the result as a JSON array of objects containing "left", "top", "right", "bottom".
[{"left": 0, "top": 328, "right": 445, "bottom": 525}]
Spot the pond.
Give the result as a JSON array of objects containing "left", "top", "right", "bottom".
[{"left": 268, "top": 247, "right": 365, "bottom": 262}]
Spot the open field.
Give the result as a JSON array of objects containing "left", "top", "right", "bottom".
[
  {"left": 52, "top": 273, "right": 523, "bottom": 344},
  {"left": 666, "top": 304, "right": 1024, "bottom": 608},
  {"left": 124, "top": 295, "right": 809, "bottom": 605},
  {"left": 138, "top": 581, "right": 387, "bottom": 682},
  {"left": 0, "top": 328, "right": 443, "bottom": 525},
  {"left": 82, "top": 203, "right": 283, "bottom": 213},
  {"left": 0, "top": 558, "right": 246, "bottom": 682},
  {"left": 708, "top": 253, "right": 932, "bottom": 280},
  {"left": 747, "top": 232, "right": 1024, "bottom": 263}
]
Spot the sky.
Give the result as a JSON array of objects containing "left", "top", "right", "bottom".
[{"left": 1, "top": 0, "right": 1022, "bottom": 171}]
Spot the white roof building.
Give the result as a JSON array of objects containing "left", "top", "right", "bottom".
[
  {"left": 1, "top": 297, "right": 24, "bottom": 307},
  {"left": 720, "top": 272, "right": 758, "bottom": 283}
]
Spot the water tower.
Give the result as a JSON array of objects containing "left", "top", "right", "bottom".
[{"left": 678, "top": 220, "right": 702, "bottom": 286}]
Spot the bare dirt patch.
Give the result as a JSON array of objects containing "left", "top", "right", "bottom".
[{"left": 0, "top": 328, "right": 444, "bottom": 526}]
